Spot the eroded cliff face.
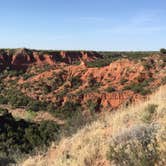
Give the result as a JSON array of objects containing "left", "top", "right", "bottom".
[
  {"left": 1, "top": 48, "right": 166, "bottom": 111},
  {"left": 0, "top": 48, "right": 102, "bottom": 70}
]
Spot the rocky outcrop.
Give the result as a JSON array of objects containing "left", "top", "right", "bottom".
[
  {"left": 1, "top": 49, "right": 166, "bottom": 112},
  {"left": 17, "top": 55, "right": 166, "bottom": 111},
  {"left": 0, "top": 48, "right": 103, "bottom": 70}
]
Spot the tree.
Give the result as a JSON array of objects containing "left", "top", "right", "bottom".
[{"left": 160, "top": 48, "right": 166, "bottom": 54}]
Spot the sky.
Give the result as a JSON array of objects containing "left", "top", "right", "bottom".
[{"left": 0, "top": 0, "right": 166, "bottom": 51}]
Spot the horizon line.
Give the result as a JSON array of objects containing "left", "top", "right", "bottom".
[{"left": 0, "top": 47, "right": 161, "bottom": 52}]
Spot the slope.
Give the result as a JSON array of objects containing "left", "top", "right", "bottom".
[{"left": 22, "top": 85, "right": 166, "bottom": 166}]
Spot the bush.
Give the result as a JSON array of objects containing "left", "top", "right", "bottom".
[
  {"left": 86, "top": 99, "right": 101, "bottom": 113},
  {"left": 141, "top": 104, "right": 158, "bottom": 123},
  {"left": 4, "top": 89, "right": 30, "bottom": 108},
  {"left": 123, "top": 81, "right": 151, "bottom": 95},
  {"left": 1, "top": 88, "right": 48, "bottom": 111},
  {"left": 142, "top": 61, "right": 153, "bottom": 70},
  {"left": 9, "top": 95, "right": 29, "bottom": 108},
  {"left": 0, "top": 113, "right": 60, "bottom": 159},
  {"left": 140, "top": 89, "right": 152, "bottom": 96},
  {"left": 0, "top": 95, "right": 8, "bottom": 104},
  {"left": 69, "top": 76, "right": 82, "bottom": 89},
  {"left": 27, "top": 100, "right": 46, "bottom": 112},
  {"left": 0, "top": 108, "right": 8, "bottom": 114},
  {"left": 0, "top": 69, "right": 24, "bottom": 78},
  {"left": 0, "top": 82, "right": 4, "bottom": 91},
  {"left": 161, "top": 76, "right": 166, "bottom": 85},
  {"left": 105, "top": 86, "right": 116, "bottom": 93},
  {"left": 22, "top": 73, "right": 34, "bottom": 80},
  {"left": 107, "top": 124, "right": 160, "bottom": 166},
  {"left": 7, "top": 70, "right": 24, "bottom": 77},
  {"left": 87, "top": 74, "right": 100, "bottom": 88},
  {"left": 62, "top": 110, "right": 97, "bottom": 137},
  {"left": 43, "top": 85, "right": 52, "bottom": 94},
  {"left": 160, "top": 48, "right": 166, "bottom": 54},
  {"left": 25, "top": 110, "right": 37, "bottom": 121},
  {"left": 87, "top": 52, "right": 151, "bottom": 68},
  {"left": 120, "top": 78, "right": 128, "bottom": 85},
  {"left": 53, "top": 101, "right": 82, "bottom": 119}
]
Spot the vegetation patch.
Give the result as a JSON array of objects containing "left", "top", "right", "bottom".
[
  {"left": 0, "top": 111, "right": 60, "bottom": 161},
  {"left": 141, "top": 104, "right": 158, "bottom": 123},
  {"left": 87, "top": 52, "right": 153, "bottom": 68},
  {"left": 105, "top": 86, "right": 116, "bottom": 93},
  {"left": 161, "top": 76, "right": 166, "bottom": 85},
  {"left": 107, "top": 124, "right": 160, "bottom": 166},
  {"left": 52, "top": 101, "right": 82, "bottom": 119},
  {"left": 25, "top": 109, "right": 37, "bottom": 121},
  {"left": 160, "top": 48, "right": 166, "bottom": 54},
  {"left": 0, "top": 108, "right": 8, "bottom": 115},
  {"left": 123, "top": 81, "right": 151, "bottom": 95},
  {"left": 69, "top": 75, "right": 82, "bottom": 89}
]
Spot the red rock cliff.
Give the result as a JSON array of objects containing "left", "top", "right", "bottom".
[{"left": 0, "top": 48, "right": 103, "bottom": 70}]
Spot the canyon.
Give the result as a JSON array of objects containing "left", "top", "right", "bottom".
[
  {"left": 0, "top": 48, "right": 166, "bottom": 165},
  {"left": 0, "top": 48, "right": 166, "bottom": 113}
]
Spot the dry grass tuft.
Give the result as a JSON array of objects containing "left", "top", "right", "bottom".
[{"left": 21, "top": 86, "right": 166, "bottom": 166}]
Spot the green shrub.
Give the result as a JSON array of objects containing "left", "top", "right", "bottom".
[
  {"left": 140, "top": 89, "right": 152, "bottom": 96},
  {"left": 161, "top": 76, "right": 166, "bottom": 85},
  {"left": 3, "top": 89, "right": 30, "bottom": 108},
  {"left": 69, "top": 76, "right": 82, "bottom": 89},
  {"left": 120, "top": 78, "right": 128, "bottom": 85},
  {"left": 1, "top": 88, "right": 47, "bottom": 111},
  {"left": 0, "top": 82, "right": 4, "bottom": 91},
  {"left": 160, "top": 48, "right": 166, "bottom": 54},
  {"left": 107, "top": 125, "right": 159, "bottom": 166},
  {"left": 105, "top": 86, "right": 116, "bottom": 93},
  {"left": 27, "top": 100, "right": 46, "bottom": 112},
  {"left": 0, "top": 113, "right": 60, "bottom": 159},
  {"left": 123, "top": 81, "right": 151, "bottom": 95},
  {"left": 142, "top": 61, "right": 153, "bottom": 70},
  {"left": 87, "top": 51, "right": 152, "bottom": 68},
  {"left": 0, "top": 95, "right": 8, "bottom": 104},
  {"left": 87, "top": 74, "right": 100, "bottom": 88},
  {"left": 86, "top": 99, "right": 101, "bottom": 114},
  {"left": 10, "top": 96, "right": 29, "bottom": 108},
  {"left": 22, "top": 73, "right": 35, "bottom": 80},
  {"left": 0, "top": 108, "right": 8, "bottom": 114},
  {"left": 141, "top": 104, "right": 158, "bottom": 123},
  {"left": 87, "top": 59, "right": 112, "bottom": 68},
  {"left": 62, "top": 110, "right": 97, "bottom": 137},
  {"left": 0, "top": 69, "right": 24, "bottom": 78},
  {"left": 8, "top": 70, "right": 24, "bottom": 77},
  {"left": 43, "top": 85, "right": 52, "bottom": 94},
  {"left": 53, "top": 101, "right": 82, "bottom": 119},
  {"left": 25, "top": 110, "right": 37, "bottom": 121}
]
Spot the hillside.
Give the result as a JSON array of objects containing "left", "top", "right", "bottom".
[
  {"left": 0, "top": 49, "right": 166, "bottom": 113},
  {"left": 22, "top": 85, "right": 166, "bottom": 166},
  {"left": 0, "top": 49, "right": 166, "bottom": 165}
]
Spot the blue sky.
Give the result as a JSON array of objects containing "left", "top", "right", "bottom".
[{"left": 0, "top": 0, "right": 166, "bottom": 51}]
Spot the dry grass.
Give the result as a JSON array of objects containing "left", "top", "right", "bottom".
[{"left": 21, "top": 86, "right": 166, "bottom": 166}]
